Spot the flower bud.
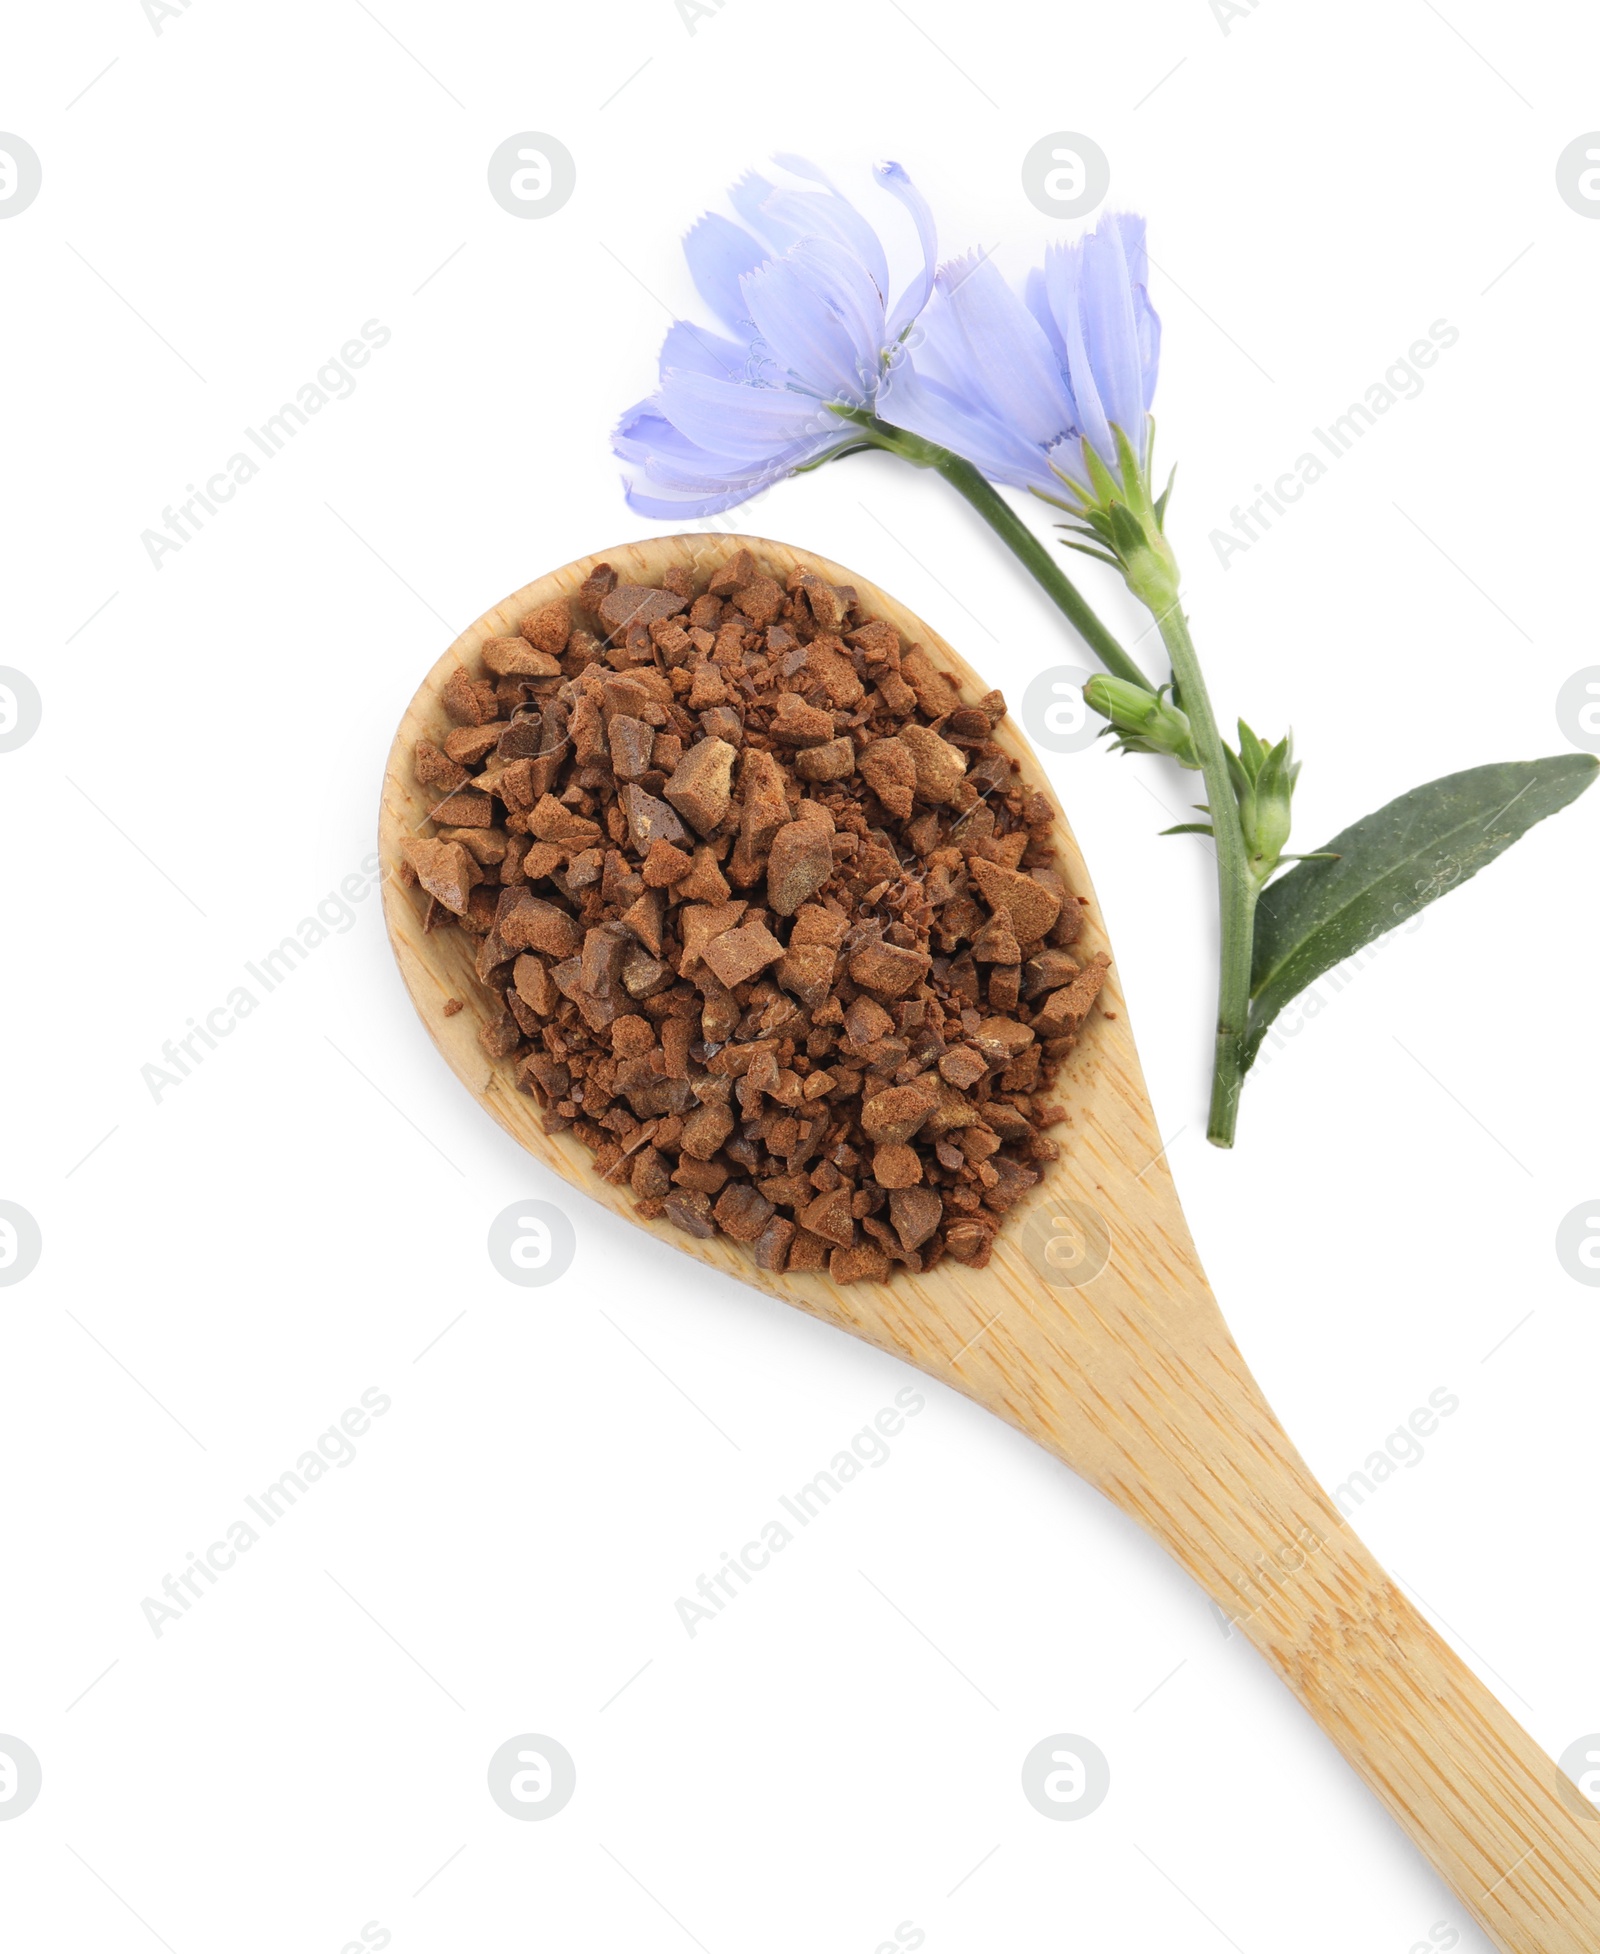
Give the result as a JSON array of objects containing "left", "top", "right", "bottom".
[
  {"left": 1227, "top": 723, "right": 1300, "bottom": 884},
  {"left": 1084, "top": 675, "right": 1199, "bottom": 769}
]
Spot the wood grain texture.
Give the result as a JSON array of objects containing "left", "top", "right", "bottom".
[{"left": 379, "top": 533, "right": 1600, "bottom": 1950}]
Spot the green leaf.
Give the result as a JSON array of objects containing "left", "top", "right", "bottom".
[
  {"left": 1161, "top": 822, "right": 1215, "bottom": 836},
  {"left": 1245, "top": 754, "right": 1598, "bottom": 1066}
]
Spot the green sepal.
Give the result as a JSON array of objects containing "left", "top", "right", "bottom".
[
  {"left": 1110, "top": 422, "right": 1147, "bottom": 500},
  {"left": 1080, "top": 439, "right": 1121, "bottom": 508},
  {"left": 1108, "top": 501, "right": 1147, "bottom": 557},
  {"left": 1153, "top": 464, "right": 1177, "bottom": 528}
]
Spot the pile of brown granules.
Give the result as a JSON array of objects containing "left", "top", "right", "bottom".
[{"left": 397, "top": 548, "right": 1109, "bottom": 1283}]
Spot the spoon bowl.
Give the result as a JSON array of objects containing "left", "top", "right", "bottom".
[{"left": 380, "top": 534, "right": 1600, "bottom": 1953}]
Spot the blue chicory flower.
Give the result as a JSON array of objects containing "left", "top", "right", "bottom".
[
  {"left": 880, "top": 211, "right": 1161, "bottom": 503},
  {"left": 614, "top": 156, "right": 936, "bottom": 518}
]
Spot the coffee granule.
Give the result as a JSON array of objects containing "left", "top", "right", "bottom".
[{"left": 397, "top": 549, "right": 1109, "bottom": 1282}]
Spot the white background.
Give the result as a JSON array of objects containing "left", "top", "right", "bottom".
[{"left": 2, "top": 1, "right": 1598, "bottom": 1949}]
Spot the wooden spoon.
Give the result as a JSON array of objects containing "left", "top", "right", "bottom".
[{"left": 379, "top": 534, "right": 1600, "bottom": 1952}]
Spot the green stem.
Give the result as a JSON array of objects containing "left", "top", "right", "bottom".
[
  {"left": 1148, "top": 601, "right": 1256, "bottom": 1148},
  {"left": 839, "top": 413, "right": 1150, "bottom": 688},
  {"left": 837, "top": 408, "right": 1253, "bottom": 1145}
]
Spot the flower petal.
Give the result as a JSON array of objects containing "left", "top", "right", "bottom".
[
  {"left": 622, "top": 478, "right": 761, "bottom": 519},
  {"left": 1077, "top": 217, "right": 1149, "bottom": 442},
  {"left": 877, "top": 160, "right": 938, "bottom": 345},
  {"left": 615, "top": 405, "right": 753, "bottom": 482},
  {"left": 921, "top": 254, "right": 1074, "bottom": 447},
  {"left": 1043, "top": 434, "right": 1092, "bottom": 498},
  {"left": 621, "top": 402, "right": 820, "bottom": 508},
  {"left": 682, "top": 212, "right": 766, "bottom": 332},
  {"left": 1041, "top": 241, "right": 1109, "bottom": 460},
  {"left": 615, "top": 405, "right": 837, "bottom": 516},
  {"left": 656, "top": 319, "right": 751, "bottom": 384},
  {"left": 880, "top": 366, "right": 1060, "bottom": 496},
  {"left": 653, "top": 368, "right": 840, "bottom": 461},
  {"left": 741, "top": 245, "right": 875, "bottom": 403},
  {"left": 727, "top": 171, "right": 785, "bottom": 246},
  {"left": 740, "top": 157, "right": 893, "bottom": 301},
  {"left": 1024, "top": 263, "right": 1068, "bottom": 371},
  {"left": 1039, "top": 213, "right": 1161, "bottom": 465},
  {"left": 793, "top": 237, "right": 886, "bottom": 372}
]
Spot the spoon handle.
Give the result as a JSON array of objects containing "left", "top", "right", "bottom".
[{"left": 1056, "top": 1329, "right": 1600, "bottom": 1952}]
